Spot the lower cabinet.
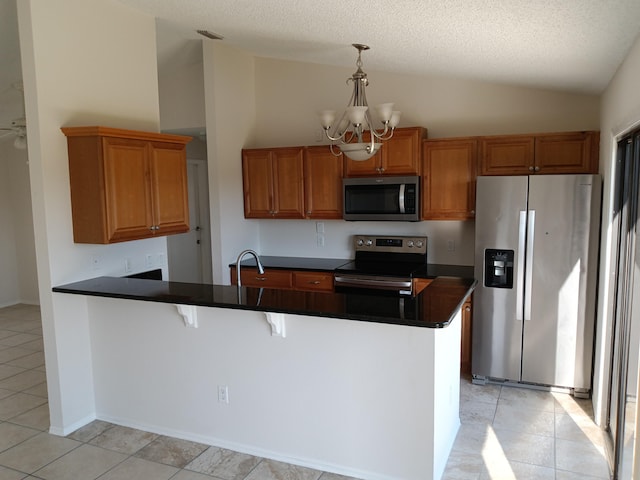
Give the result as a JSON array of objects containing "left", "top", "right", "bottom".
[
  {"left": 413, "top": 278, "right": 433, "bottom": 295},
  {"left": 230, "top": 267, "right": 293, "bottom": 289},
  {"left": 230, "top": 267, "right": 334, "bottom": 293}
]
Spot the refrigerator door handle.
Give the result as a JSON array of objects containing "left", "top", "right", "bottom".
[
  {"left": 516, "top": 211, "right": 527, "bottom": 321},
  {"left": 524, "top": 210, "right": 535, "bottom": 321}
]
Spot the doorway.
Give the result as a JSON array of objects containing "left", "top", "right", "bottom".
[
  {"left": 167, "top": 158, "right": 213, "bottom": 283},
  {"left": 606, "top": 128, "right": 640, "bottom": 479}
]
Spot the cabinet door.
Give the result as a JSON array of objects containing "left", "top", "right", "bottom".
[
  {"left": 230, "top": 267, "right": 293, "bottom": 289},
  {"left": 422, "top": 139, "right": 477, "bottom": 220},
  {"left": 149, "top": 142, "right": 189, "bottom": 235},
  {"left": 304, "top": 147, "right": 343, "bottom": 219},
  {"left": 242, "top": 149, "right": 275, "bottom": 218},
  {"left": 103, "top": 137, "right": 154, "bottom": 242},
  {"left": 271, "top": 148, "right": 305, "bottom": 218},
  {"left": 534, "top": 131, "right": 599, "bottom": 174},
  {"left": 480, "top": 135, "right": 534, "bottom": 175},
  {"left": 381, "top": 127, "right": 424, "bottom": 176},
  {"left": 413, "top": 278, "right": 433, "bottom": 295}
]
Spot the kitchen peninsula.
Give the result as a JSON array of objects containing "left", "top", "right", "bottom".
[{"left": 53, "top": 275, "right": 475, "bottom": 480}]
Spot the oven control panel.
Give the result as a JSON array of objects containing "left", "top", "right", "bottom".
[{"left": 353, "top": 235, "right": 428, "bottom": 255}]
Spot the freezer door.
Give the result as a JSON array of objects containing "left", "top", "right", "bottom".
[
  {"left": 522, "top": 174, "right": 601, "bottom": 389},
  {"left": 473, "top": 176, "right": 528, "bottom": 381}
]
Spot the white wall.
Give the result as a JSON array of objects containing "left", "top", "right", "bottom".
[
  {"left": 204, "top": 42, "right": 259, "bottom": 283},
  {"left": 17, "top": 0, "right": 166, "bottom": 434},
  {"left": 201, "top": 54, "right": 599, "bottom": 271},
  {"left": 0, "top": 142, "right": 20, "bottom": 306},
  {"left": 158, "top": 60, "right": 206, "bottom": 131},
  {"left": 88, "top": 297, "right": 460, "bottom": 480},
  {"left": 593, "top": 33, "right": 640, "bottom": 432},
  {"left": 252, "top": 57, "right": 600, "bottom": 148},
  {"left": 0, "top": 141, "right": 38, "bottom": 307}
]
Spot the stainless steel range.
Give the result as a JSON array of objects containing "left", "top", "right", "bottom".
[{"left": 334, "top": 235, "right": 428, "bottom": 296}]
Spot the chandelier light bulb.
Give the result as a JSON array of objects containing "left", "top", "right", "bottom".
[
  {"left": 375, "top": 103, "right": 394, "bottom": 123},
  {"left": 346, "top": 106, "right": 368, "bottom": 125},
  {"left": 318, "top": 110, "right": 336, "bottom": 129}
]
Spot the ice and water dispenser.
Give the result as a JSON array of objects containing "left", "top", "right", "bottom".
[{"left": 484, "top": 249, "right": 514, "bottom": 288}]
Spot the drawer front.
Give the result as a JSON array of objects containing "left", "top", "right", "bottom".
[
  {"left": 238, "top": 268, "right": 293, "bottom": 289},
  {"left": 293, "top": 271, "right": 335, "bottom": 292}
]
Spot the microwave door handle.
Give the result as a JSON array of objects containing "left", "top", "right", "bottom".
[{"left": 399, "top": 184, "right": 406, "bottom": 214}]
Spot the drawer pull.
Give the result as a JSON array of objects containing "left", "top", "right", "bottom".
[
  {"left": 309, "top": 280, "right": 321, "bottom": 285},
  {"left": 255, "top": 277, "right": 267, "bottom": 281}
]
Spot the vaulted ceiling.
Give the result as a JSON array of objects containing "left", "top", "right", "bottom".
[{"left": 2, "top": 0, "right": 640, "bottom": 138}]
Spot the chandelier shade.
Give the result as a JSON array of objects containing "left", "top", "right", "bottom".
[{"left": 319, "top": 44, "right": 400, "bottom": 161}]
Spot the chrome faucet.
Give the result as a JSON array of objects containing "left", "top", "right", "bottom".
[{"left": 235, "top": 249, "right": 265, "bottom": 288}]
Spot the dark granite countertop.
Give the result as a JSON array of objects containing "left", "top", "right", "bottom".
[
  {"left": 52, "top": 276, "right": 476, "bottom": 328},
  {"left": 230, "top": 255, "right": 474, "bottom": 279}
]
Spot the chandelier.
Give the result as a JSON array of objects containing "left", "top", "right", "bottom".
[{"left": 319, "top": 44, "right": 400, "bottom": 161}]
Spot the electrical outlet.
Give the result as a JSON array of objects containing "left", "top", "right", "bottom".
[
  {"left": 157, "top": 253, "right": 166, "bottom": 266},
  {"left": 124, "top": 258, "right": 132, "bottom": 273},
  {"left": 218, "top": 385, "right": 229, "bottom": 404},
  {"left": 91, "top": 255, "right": 101, "bottom": 270},
  {"left": 317, "top": 233, "right": 325, "bottom": 247},
  {"left": 316, "top": 222, "right": 325, "bottom": 233},
  {"left": 447, "top": 240, "right": 456, "bottom": 252},
  {"left": 145, "top": 254, "right": 153, "bottom": 267}
]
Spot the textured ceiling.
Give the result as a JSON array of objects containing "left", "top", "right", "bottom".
[
  {"left": 2, "top": 0, "right": 640, "bottom": 135},
  {"left": 123, "top": 0, "right": 640, "bottom": 94}
]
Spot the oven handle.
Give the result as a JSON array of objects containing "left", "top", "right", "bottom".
[{"left": 334, "top": 274, "right": 412, "bottom": 291}]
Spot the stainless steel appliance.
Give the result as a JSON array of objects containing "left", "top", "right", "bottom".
[
  {"left": 343, "top": 176, "right": 420, "bottom": 221},
  {"left": 473, "top": 174, "right": 601, "bottom": 395},
  {"left": 334, "top": 235, "right": 427, "bottom": 295}
]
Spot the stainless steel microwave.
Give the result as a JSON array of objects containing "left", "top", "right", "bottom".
[{"left": 343, "top": 176, "right": 420, "bottom": 221}]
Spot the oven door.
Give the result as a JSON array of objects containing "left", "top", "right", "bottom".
[{"left": 334, "top": 273, "right": 413, "bottom": 296}]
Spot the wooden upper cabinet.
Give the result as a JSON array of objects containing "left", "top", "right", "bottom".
[
  {"left": 480, "top": 131, "right": 599, "bottom": 175},
  {"left": 303, "top": 146, "right": 343, "bottom": 219},
  {"left": 242, "top": 147, "right": 305, "bottom": 219},
  {"left": 422, "top": 138, "right": 478, "bottom": 220},
  {"left": 62, "top": 126, "right": 190, "bottom": 244},
  {"left": 344, "top": 127, "right": 427, "bottom": 177},
  {"left": 480, "top": 135, "right": 534, "bottom": 175},
  {"left": 534, "top": 131, "right": 599, "bottom": 174},
  {"left": 149, "top": 142, "right": 191, "bottom": 235}
]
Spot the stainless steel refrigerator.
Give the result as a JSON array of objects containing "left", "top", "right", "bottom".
[{"left": 472, "top": 174, "right": 601, "bottom": 395}]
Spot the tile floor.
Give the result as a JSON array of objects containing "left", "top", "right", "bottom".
[{"left": 0, "top": 304, "right": 612, "bottom": 479}]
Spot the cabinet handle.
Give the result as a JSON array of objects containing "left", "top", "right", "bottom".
[
  {"left": 465, "top": 306, "right": 471, "bottom": 312},
  {"left": 149, "top": 225, "right": 159, "bottom": 231},
  {"left": 528, "top": 166, "right": 534, "bottom": 171},
  {"left": 255, "top": 277, "right": 267, "bottom": 281},
  {"left": 309, "top": 280, "right": 321, "bottom": 285},
  {"left": 534, "top": 166, "right": 540, "bottom": 172}
]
